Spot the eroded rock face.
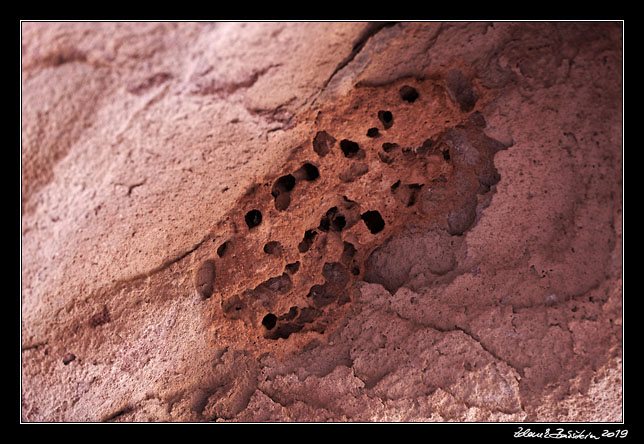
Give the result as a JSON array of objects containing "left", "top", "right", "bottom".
[
  {"left": 199, "top": 77, "right": 509, "bottom": 349},
  {"left": 21, "top": 21, "right": 622, "bottom": 422}
]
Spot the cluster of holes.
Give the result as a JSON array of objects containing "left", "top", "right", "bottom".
[
  {"left": 272, "top": 163, "right": 320, "bottom": 211},
  {"left": 303, "top": 262, "right": 350, "bottom": 309},
  {"left": 224, "top": 271, "right": 294, "bottom": 320},
  {"left": 209, "top": 81, "right": 499, "bottom": 344},
  {"left": 219, "top": 85, "right": 431, "bottom": 339},
  {"left": 262, "top": 305, "right": 323, "bottom": 339}
]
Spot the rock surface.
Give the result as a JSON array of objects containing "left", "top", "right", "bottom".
[{"left": 21, "top": 21, "right": 622, "bottom": 422}]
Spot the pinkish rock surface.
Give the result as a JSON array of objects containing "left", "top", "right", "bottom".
[{"left": 21, "top": 21, "right": 622, "bottom": 422}]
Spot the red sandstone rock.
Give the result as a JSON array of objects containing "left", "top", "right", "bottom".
[{"left": 21, "top": 21, "right": 622, "bottom": 423}]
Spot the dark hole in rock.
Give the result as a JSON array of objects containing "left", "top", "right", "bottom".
[
  {"left": 272, "top": 174, "right": 296, "bottom": 197},
  {"left": 245, "top": 210, "right": 262, "bottom": 229},
  {"left": 378, "top": 152, "right": 393, "bottom": 164},
  {"left": 443, "top": 149, "right": 451, "bottom": 162},
  {"left": 319, "top": 218, "right": 330, "bottom": 232},
  {"left": 340, "top": 139, "right": 361, "bottom": 158},
  {"left": 382, "top": 142, "right": 399, "bottom": 152},
  {"left": 263, "top": 241, "right": 281, "bottom": 256},
  {"left": 280, "top": 306, "right": 299, "bottom": 321},
  {"left": 285, "top": 261, "right": 300, "bottom": 274},
  {"left": 445, "top": 69, "right": 478, "bottom": 112},
  {"left": 390, "top": 180, "right": 401, "bottom": 192},
  {"left": 313, "top": 130, "right": 336, "bottom": 157},
  {"left": 399, "top": 85, "right": 419, "bottom": 103},
  {"left": 421, "top": 137, "right": 436, "bottom": 151},
  {"left": 319, "top": 207, "right": 345, "bottom": 232},
  {"left": 378, "top": 110, "right": 394, "bottom": 129},
  {"left": 267, "top": 322, "right": 303, "bottom": 340},
  {"left": 274, "top": 192, "right": 291, "bottom": 211},
  {"left": 262, "top": 313, "right": 277, "bottom": 330},
  {"left": 62, "top": 353, "right": 76, "bottom": 365},
  {"left": 351, "top": 266, "right": 360, "bottom": 275},
  {"left": 406, "top": 184, "right": 424, "bottom": 207},
  {"left": 332, "top": 215, "right": 346, "bottom": 231},
  {"left": 298, "top": 229, "right": 318, "bottom": 253},
  {"left": 195, "top": 259, "right": 216, "bottom": 299},
  {"left": 366, "top": 127, "right": 380, "bottom": 138},
  {"left": 342, "top": 195, "right": 358, "bottom": 207},
  {"left": 216, "top": 241, "right": 230, "bottom": 258},
  {"left": 341, "top": 242, "right": 357, "bottom": 265},
  {"left": 415, "top": 138, "right": 437, "bottom": 156},
  {"left": 294, "top": 163, "right": 320, "bottom": 181},
  {"left": 361, "top": 210, "right": 385, "bottom": 234}
]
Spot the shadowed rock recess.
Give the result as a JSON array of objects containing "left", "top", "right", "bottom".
[{"left": 22, "top": 22, "right": 622, "bottom": 422}]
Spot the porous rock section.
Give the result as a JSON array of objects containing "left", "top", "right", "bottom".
[{"left": 21, "top": 22, "right": 622, "bottom": 422}]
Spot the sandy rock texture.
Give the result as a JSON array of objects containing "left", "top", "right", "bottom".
[{"left": 21, "top": 21, "right": 622, "bottom": 422}]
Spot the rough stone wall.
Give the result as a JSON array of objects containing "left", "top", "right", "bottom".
[{"left": 21, "top": 21, "right": 622, "bottom": 422}]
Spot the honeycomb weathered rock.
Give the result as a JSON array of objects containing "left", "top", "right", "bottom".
[
  {"left": 21, "top": 21, "right": 623, "bottom": 423},
  {"left": 193, "top": 76, "right": 510, "bottom": 352}
]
